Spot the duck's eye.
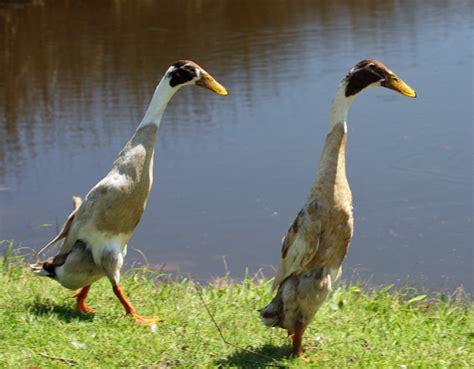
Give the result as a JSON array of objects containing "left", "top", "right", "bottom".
[{"left": 368, "top": 63, "right": 376, "bottom": 69}]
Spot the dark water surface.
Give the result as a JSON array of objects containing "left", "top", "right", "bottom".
[{"left": 0, "top": 0, "right": 472, "bottom": 292}]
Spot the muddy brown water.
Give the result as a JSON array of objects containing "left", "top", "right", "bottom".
[{"left": 0, "top": 0, "right": 472, "bottom": 292}]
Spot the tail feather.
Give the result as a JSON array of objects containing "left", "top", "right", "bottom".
[
  {"left": 259, "top": 291, "right": 284, "bottom": 328},
  {"left": 29, "top": 261, "right": 54, "bottom": 277}
]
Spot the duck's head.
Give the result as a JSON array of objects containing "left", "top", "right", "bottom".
[
  {"left": 166, "top": 60, "right": 228, "bottom": 96},
  {"left": 344, "top": 59, "right": 416, "bottom": 98}
]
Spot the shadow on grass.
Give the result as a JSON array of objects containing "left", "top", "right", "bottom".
[
  {"left": 216, "top": 343, "right": 291, "bottom": 368},
  {"left": 29, "top": 300, "right": 94, "bottom": 323}
]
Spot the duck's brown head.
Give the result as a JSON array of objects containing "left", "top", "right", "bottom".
[
  {"left": 166, "top": 60, "right": 228, "bottom": 96},
  {"left": 344, "top": 59, "right": 416, "bottom": 98}
]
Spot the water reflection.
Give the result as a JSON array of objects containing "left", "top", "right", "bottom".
[
  {"left": 0, "top": 0, "right": 447, "bottom": 177},
  {"left": 0, "top": 0, "right": 472, "bottom": 291}
]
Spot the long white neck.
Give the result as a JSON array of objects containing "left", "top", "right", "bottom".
[
  {"left": 329, "top": 80, "right": 354, "bottom": 131},
  {"left": 138, "top": 77, "right": 177, "bottom": 128}
]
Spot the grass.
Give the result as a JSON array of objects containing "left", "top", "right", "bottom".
[{"left": 0, "top": 247, "right": 472, "bottom": 368}]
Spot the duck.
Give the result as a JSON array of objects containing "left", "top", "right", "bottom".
[
  {"left": 30, "top": 60, "right": 228, "bottom": 324},
  {"left": 259, "top": 59, "right": 416, "bottom": 359}
]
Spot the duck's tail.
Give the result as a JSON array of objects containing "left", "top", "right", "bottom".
[
  {"left": 258, "top": 288, "right": 284, "bottom": 328},
  {"left": 29, "top": 260, "right": 54, "bottom": 277}
]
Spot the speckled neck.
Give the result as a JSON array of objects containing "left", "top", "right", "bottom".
[{"left": 309, "top": 80, "right": 354, "bottom": 201}]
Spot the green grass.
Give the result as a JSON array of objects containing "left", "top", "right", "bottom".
[{"left": 0, "top": 254, "right": 472, "bottom": 368}]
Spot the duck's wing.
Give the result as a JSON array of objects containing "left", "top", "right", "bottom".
[
  {"left": 37, "top": 196, "right": 83, "bottom": 255},
  {"left": 272, "top": 199, "right": 322, "bottom": 291}
]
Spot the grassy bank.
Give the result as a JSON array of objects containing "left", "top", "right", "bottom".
[{"left": 0, "top": 257, "right": 472, "bottom": 368}]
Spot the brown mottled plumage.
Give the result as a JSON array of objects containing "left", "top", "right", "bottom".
[
  {"left": 30, "top": 61, "right": 227, "bottom": 323},
  {"left": 260, "top": 59, "right": 416, "bottom": 360}
]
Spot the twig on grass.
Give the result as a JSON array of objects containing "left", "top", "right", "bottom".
[
  {"left": 194, "top": 285, "right": 274, "bottom": 361},
  {"left": 39, "top": 352, "right": 77, "bottom": 365}
]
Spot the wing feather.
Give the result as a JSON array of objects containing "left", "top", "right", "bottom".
[
  {"left": 272, "top": 200, "right": 321, "bottom": 291},
  {"left": 37, "top": 196, "right": 82, "bottom": 255}
]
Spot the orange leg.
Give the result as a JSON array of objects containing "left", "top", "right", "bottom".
[
  {"left": 71, "top": 285, "right": 95, "bottom": 314},
  {"left": 290, "top": 323, "right": 318, "bottom": 363},
  {"left": 112, "top": 283, "right": 161, "bottom": 325},
  {"left": 291, "top": 322, "right": 305, "bottom": 358}
]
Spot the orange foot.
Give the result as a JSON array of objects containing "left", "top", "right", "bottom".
[
  {"left": 290, "top": 354, "right": 320, "bottom": 364},
  {"left": 77, "top": 301, "right": 96, "bottom": 315},
  {"left": 299, "top": 356, "right": 319, "bottom": 363},
  {"left": 71, "top": 287, "right": 95, "bottom": 315},
  {"left": 129, "top": 314, "right": 163, "bottom": 325}
]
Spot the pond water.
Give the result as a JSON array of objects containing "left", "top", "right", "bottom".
[{"left": 0, "top": 0, "right": 472, "bottom": 292}]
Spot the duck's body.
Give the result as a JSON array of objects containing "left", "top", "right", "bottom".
[
  {"left": 267, "top": 122, "right": 353, "bottom": 330},
  {"left": 31, "top": 61, "right": 227, "bottom": 321},
  {"left": 260, "top": 60, "right": 416, "bottom": 359},
  {"left": 35, "top": 124, "right": 157, "bottom": 290}
]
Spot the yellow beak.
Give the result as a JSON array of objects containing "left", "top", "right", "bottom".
[
  {"left": 384, "top": 75, "right": 417, "bottom": 98},
  {"left": 196, "top": 72, "right": 228, "bottom": 96}
]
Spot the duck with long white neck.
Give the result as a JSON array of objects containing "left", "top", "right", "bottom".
[
  {"left": 260, "top": 59, "right": 416, "bottom": 361},
  {"left": 31, "top": 60, "right": 227, "bottom": 324}
]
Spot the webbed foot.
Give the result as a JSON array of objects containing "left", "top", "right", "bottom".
[
  {"left": 71, "top": 285, "right": 94, "bottom": 315},
  {"left": 77, "top": 302, "right": 96, "bottom": 315},
  {"left": 130, "top": 314, "right": 163, "bottom": 325}
]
